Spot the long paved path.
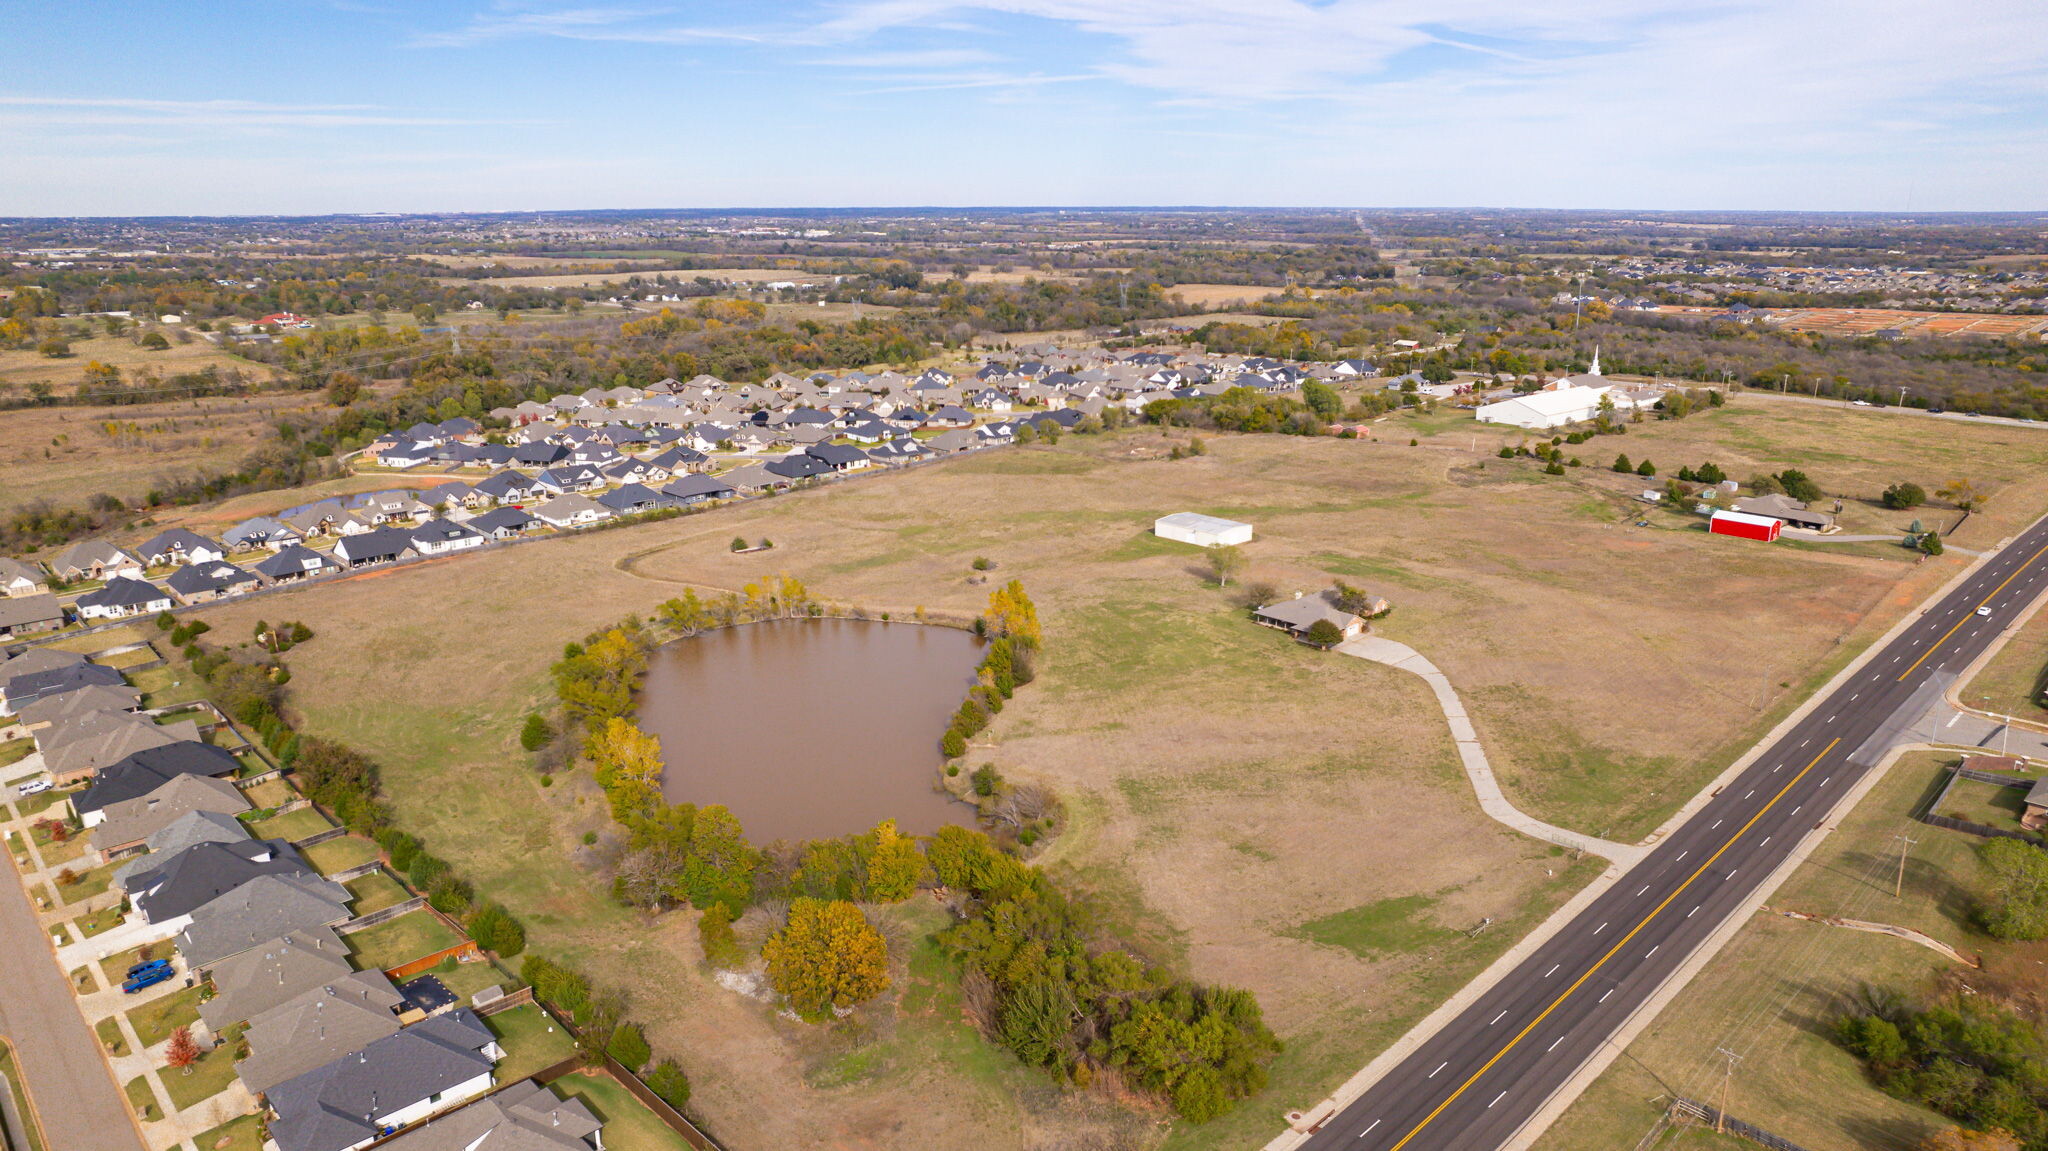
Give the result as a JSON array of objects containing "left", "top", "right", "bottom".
[
  {"left": 1291, "top": 514, "right": 2048, "bottom": 1151},
  {"left": 0, "top": 813, "right": 146, "bottom": 1151}
]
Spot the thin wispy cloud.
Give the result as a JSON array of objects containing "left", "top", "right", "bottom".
[
  {"left": 854, "top": 72, "right": 1096, "bottom": 94},
  {"left": 410, "top": 5, "right": 759, "bottom": 47},
  {"left": 0, "top": 95, "right": 508, "bottom": 128}
]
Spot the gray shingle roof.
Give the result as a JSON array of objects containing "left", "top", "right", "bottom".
[{"left": 266, "top": 1010, "right": 497, "bottom": 1151}]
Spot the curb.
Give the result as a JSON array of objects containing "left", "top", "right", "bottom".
[{"left": 1265, "top": 538, "right": 2014, "bottom": 1150}]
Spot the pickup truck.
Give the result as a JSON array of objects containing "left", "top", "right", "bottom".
[
  {"left": 122, "top": 964, "right": 175, "bottom": 994},
  {"left": 125, "top": 958, "right": 172, "bottom": 980}
]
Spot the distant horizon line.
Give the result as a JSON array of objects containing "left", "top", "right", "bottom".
[{"left": 4, "top": 205, "right": 2047, "bottom": 223}]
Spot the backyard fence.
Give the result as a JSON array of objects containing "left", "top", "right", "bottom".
[
  {"left": 338, "top": 896, "right": 429, "bottom": 934},
  {"left": 292, "top": 825, "right": 350, "bottom": 849},
  {"left": 1916, "top": 762, "right": 2047, "bottom": 846},
  {"left": 379, "top": 939, "right": 482, "bottom": 981}
]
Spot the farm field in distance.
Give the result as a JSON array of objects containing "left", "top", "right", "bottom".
[
  {"left": 0, "top": 388, "right": 314, "bottom": 515},
  {"left": 183, "top": 395, "right": 2048, "bottom": 1151}
]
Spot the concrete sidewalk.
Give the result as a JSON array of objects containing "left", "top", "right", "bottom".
[{"left": 1335, "top": 635, "right": 1641, "bottom": 863}]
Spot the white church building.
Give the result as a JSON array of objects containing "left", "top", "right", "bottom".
[{"left": 1473, "top": 350, "right": 1629, "bottom": 430}]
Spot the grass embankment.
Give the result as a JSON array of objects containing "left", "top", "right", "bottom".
[
  {"left": 1537, "top": 752, "right": 2033, "bottom": 1151},
  {"left": 0, "top": 1041, "right": 48, "bottom": 1151}
]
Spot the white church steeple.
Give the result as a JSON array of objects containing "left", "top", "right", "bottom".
[{"left": 1588, "top": 346, "right": 1602, "bottom": 377}]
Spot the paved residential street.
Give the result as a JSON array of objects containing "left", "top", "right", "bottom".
[{"left": 0, "top": 807, "right": 146, "bottom": 1151}]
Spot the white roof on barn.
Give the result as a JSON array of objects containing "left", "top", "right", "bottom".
[{"left": 1155, "top": 512, "right": 1250, "bottom": 535}]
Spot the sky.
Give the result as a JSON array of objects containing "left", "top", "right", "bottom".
[{"left": 2, "top": 0, "right": 2046, "bottom": 216}]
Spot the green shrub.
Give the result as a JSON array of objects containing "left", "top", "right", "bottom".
[
  {"left": 606, "top": 1022, "right": 651, "bottom": 1072},
  {"left": 646, "top": 1059, "right": 692, "bottom": 1110}
]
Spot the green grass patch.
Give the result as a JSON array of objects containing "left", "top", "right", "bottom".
[
  {"left": 1286, "top": 894, "right": 1457, "bottom": 959},
  {"left": 1935, "top": 776, "right": 2029, "bottom": 829},
  {"left": 483, "top": 1003, "right": 579, "bottom": 1082},
  {"left": 190, "top": 1113, "right": 264, "bottom": 1151},
  {"left": 76, "top": 903, "right": 128, "bottom": 938},
  {"left": 343, "top": 869, "right": 412, "bottom": 915},
  {"left": 122, "top": 1074, "right": 159, "bottom": 1123},
  {"left": 0, "top": 739, "right": 34, "bottom": 769},
  {"left": 127, "top": 985, "right": 202, "bottom": 1047},
  {"left": 248, "top": 806, "right": 335, "bottom": 843},
  {"left": 548, "top": 1070, "right": 698, "bottom": 1151},
  {"left": 94, "top": 1016, "right": 128, "bottom": 1057},
  {"left": 10, "top": 788, "right": 61, "bottom": 818},
  {"left": 303, "top": 834, "right": 380, "bottom": 875},
  {"left": 100, "top": 941, "right": 175, "bottom": 986},
  {"left": 160, "top": 1044, "right": 240, "bottom": 1113},
  {"left": 128, "top": 665, "right": 204, "bottom": 709},
  {"left": 239, "top": 777, "right": 298, "bottom": 809},
  {"left": 417, "top": 953, "right": 519, "bottom": 1005},
  {"left": 54, "top": 859, "right": 118, "bottom": 905},
  {"left": 344, "top": 909, "right": 465, "bottom": 972},
  {"left": 1101, "top": 530, "right": 1194, "bottom": 562}
]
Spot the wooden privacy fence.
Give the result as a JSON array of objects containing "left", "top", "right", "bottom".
[
  {"left": 1917, "top": 762, "right": 2048, "bottom": 846},
  {"left": 379, "top": 939, "right": 482, "bottom": 981},
  {"left": 338, "top": 895, "right": 428, "bottom": 934}
]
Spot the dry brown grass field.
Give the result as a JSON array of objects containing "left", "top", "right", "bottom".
[
  {"left": 0, "top": 331, "right": 273, "bottom": 396},
  {"left": 0, "top": 389, "right": 315, "bottom": 515},
  {"left": 185, "top": 398, "right": 2048, "bottom": 1150},
  {"left": 1164, "top": 283, "right": 1287, "bottom": 309}
]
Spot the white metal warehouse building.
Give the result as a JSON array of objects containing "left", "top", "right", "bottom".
[{"left": 1154, "top": 513, "right": 1253, "bottom": 548}]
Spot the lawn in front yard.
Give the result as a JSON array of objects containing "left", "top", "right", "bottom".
[
  {"left": 248, "top": 806, "right": 334, "bottom": 842},
  {"left": 160, "top": 1044, "right": 240, "bottom": 1112},
  {"left": 99, "top": 940, "right": 177, "bottom": 986},
  {"left": 303, "top": 834, "right": 380, "bottom": 875},
  {"left": 128, "top": 984, "right": 202, "bottom": 1047},
  {"left": 0, "top": 738, "right": 33, "bottom": 769},
  {"left": 123, "top": 1073, "right": 160, "bottom": 1123},
  {"left": 344, "top": 869, "right": 412, "bottom": 915},
  {"left": 76, "top": 903, "right": 128, "bottom": 938},
  {"left": 484, "top": 1002, "right": 579, "bottom": 1082},
  {"left": 548, "top": 1069, "right": 697, "bottom": 1151},
  {"left": 9, "top": 788, "right": 61, "bottom": 818},
  {"left": 54, "top": 859, "right": 119, "bottom": 905},
  {"left": 95, "top": 1016, "right": 128, "bottom": 1057},
  {"left": 191, "top": 1113, "right": 263, "bottom": 1151},
  {"left": 343, "top": 909, "right": 464, "bottom": 972}
]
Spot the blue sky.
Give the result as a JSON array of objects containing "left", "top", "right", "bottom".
[{"left": 3, "top": 0, "right": 2045, "bottom": 215}]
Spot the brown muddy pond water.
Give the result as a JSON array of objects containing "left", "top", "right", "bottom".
[{"left": 639, "top": 618, "right": 984, "bottom": 842}]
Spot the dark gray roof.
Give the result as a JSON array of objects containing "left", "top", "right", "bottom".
[
  {"left": 266, "top": 1010, "right": 497, "bottom": 1151},
  {"left": 177, "top": 874, "right": 353, "bottom": 968},
  {"left": 662, "top": 474, "right": 735, "bottom": 501},
  {"left": 199, "top": 927, "right": 353, "bottom": 1028},
  {"left": 74, "top": 741, "right": 241, "bottom": 816},
  {"left": 255, "top": 545, "right": 342, "bottom": 581},
  {"left": 372, "top": 1079, "right": 601, "bottom": 1151},
  {"left": 129, "top": 838, "right": 318, "bottom": 923},
  {"left": 76, "top": 576, "right": 168, "bottom": 610}
]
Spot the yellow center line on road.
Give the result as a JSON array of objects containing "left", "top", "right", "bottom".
[
  {"left": 1895, "top": 541, "right": 2048, "bottom": 682},
  {"left": 1385, "top": 737, "right": 1842, "bottom": 1151}
]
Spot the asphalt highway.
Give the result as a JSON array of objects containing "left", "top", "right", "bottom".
[{"left": 1304, "top": 515, "right": 2048, "bottom": 1151}]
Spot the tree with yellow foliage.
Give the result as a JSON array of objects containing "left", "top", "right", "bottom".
[
  {"left": 588, "top": 717, "right": 664, "bottom": 821},
  {"left": 764, "top": 898, "right": 889, "bottom": 1022},
  {"left": 1920, "top": 1129, "right": 2021, "bottom": 1151},
  {"left": 983, "top": 579, "right": 1041, "bottom": 648},
  {"left": 863, "top": 820, "right": 932, "bottom": 902}
]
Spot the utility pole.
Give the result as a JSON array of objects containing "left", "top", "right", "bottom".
[
  {"left": 1714, "top": 1047, "right": 1742, "bottom": 1133},
  {"left": 1894, "top": 833, "right": 1918, "bottom": 898}
]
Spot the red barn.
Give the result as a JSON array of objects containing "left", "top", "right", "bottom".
[{"left": 1710, "top": 510, "right": 1781, "bottom": 542}]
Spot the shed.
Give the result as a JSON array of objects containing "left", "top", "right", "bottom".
[
  {"left": 1154, "top": 512, "right": 1253, "bottom": 548},
  {"left": 1709, "top": 510, "right": 1782, "bottom": 542}
]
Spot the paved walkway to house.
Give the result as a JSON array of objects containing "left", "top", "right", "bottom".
[{"left": 1334, "top": 635, "right": 1643, "bottom": 863}]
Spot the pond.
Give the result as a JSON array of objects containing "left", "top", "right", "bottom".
[{"left": 638, "top": 618, "right": 985, "bottom": 842}]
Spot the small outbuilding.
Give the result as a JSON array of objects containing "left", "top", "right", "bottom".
[
  {"left": 1709, "top": 510, "right": 1782, "bottom": 542},
  {"left": 1154, "top": 512, "right": 1253, "bottom": 548}
]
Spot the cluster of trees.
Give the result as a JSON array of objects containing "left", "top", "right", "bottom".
[
  {"left": 373, "top": 827, "right": 526, "bottom": 956},
  {"left": 942, "top": 583, "right": 1041, "bottom": 758},
  {"left": 1143, "top": 387, "right": 1326, "bottom": 436},
  {"left": 519, "top": 954, "right": 692, "bottom": 1111},
  {"left": 930, "top": 824, "right": 1281, "bottom": 1122},
  {"left": 1837, "top": 985, "right": 2048, "bottom": 1147}
]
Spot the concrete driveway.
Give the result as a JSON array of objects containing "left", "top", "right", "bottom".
[{"left": 0, "top": 832, "right": 146, "bottom": 1151}]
